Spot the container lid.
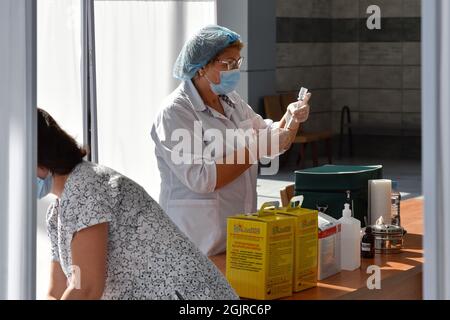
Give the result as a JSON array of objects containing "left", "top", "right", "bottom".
[
  {"left": 318, "top": 212, "right": 340, "bottom": 231},
  {"left": 371, "top": 224, "right": 404, "bottom": 234},
  {"left": 295, "top": 165, "right": 383, "bottom": 191},
  {"left": 231, "top": 201, "right": 285, "bottom": 222},
  {"left": 295, "top": 165, "right": 382, "bottom": 175}
]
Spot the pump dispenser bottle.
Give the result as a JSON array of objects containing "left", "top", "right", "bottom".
[{"left": 339, "top": 203, "right": 361, "bottom": 270}]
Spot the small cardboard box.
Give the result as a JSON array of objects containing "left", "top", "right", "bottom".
[
  {"left": 318, "top": 212, "right": 342, "bottom": 280},
  {"left": 276, "top": 196, "right": 318, "bottom": 292},
  {"left": 226, "top": 201, "right": 295, "bottom": 300}
]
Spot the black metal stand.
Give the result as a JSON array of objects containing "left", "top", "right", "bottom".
[{"left": 339, "top": 105, "right": 353, "bottom": 158}]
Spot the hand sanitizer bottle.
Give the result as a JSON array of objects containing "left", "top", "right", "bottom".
[{"left": 339, "top": 203, "right": 361, "bottom": 271}]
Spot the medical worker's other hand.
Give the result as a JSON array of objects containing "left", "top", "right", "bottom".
[{"left": 251, "top": 127, "right": 293, "bottom": 161}]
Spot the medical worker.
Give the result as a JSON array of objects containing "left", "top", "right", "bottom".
[{"left": 151, "top": 25, "right": 310, "bottom": 256}]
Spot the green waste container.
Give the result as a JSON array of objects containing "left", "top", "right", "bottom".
[{"left": 295, "top": 165, "right": 383, "bottom": 226}]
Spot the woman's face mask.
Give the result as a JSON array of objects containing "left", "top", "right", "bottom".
[
  {"left": 205, "top": 69, "right": 241, "bottom": 95},
  {"left": 37, "top": 172, "right": 53, "bottom": 199},
  {"left": 208, "top": 69, "right": 241, "bottom": 95}
]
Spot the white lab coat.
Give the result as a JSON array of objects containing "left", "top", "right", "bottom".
[{"left": 151, "top": 80, "right": 273, "bottom": 256}]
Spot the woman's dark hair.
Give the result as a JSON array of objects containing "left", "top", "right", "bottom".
[{"left": 38, "top": 108, "right": 88, "bottom": 175}]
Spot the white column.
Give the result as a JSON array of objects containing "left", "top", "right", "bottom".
[
  {"left": 422, "top": 0, "right": 450, "bottom": 300},
  {"left": 0, "top": 0, "right": 37, "bottom": 300}
]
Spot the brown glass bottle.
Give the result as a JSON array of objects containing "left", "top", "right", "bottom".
[{"left": 361, "top": 226, "right": 375, "bottom": 258}]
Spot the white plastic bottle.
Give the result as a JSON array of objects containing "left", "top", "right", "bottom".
[{"left": 339, "top": 203, "right": 361, "bottom": 271}]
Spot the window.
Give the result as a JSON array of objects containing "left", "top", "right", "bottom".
[
  {"left": 94, "top": 0, "right": 216, "bottom": 199},
  {"left": 35, "top": 0, "right": 216, "bottom": 298}
]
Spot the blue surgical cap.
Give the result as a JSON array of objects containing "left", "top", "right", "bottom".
[{"left": 173, "top": 25, "right": 241, "bottom": 80}]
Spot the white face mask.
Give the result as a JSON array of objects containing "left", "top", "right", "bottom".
[{"left": 37, "top": 172, "right": 53, "bottom": 199}]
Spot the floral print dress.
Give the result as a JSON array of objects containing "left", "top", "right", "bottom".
[{"left": 46, "top": 161, "right": 238, "bottom": 300}]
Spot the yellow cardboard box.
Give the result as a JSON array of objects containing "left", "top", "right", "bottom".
[
  {"left": 277, "top": 196, "right": 318, "bottom": 292},
  {"left": 226, "top": 201, "right": 295, "bottom": 300}
]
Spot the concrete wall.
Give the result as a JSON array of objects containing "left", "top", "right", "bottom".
[
  {"left": 329, "top": 0, "right": 421, "bottom": 137},
  {"left": 276, "top": 0, "right": 421, "bottom": 153},
  {"left": 216, "top": 0, "right": 421, "bottom": 158},
  {"left": 276, "top": 0, "right": 333, "bottom": 133},
  {"left": 217, "top": 0, "right": 276, "bottom": 115}
]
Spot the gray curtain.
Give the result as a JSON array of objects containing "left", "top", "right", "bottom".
[
  {"left": 423, "top": 0, "right": 450, "bottom": 300},
  {"left": 0, "top": 0, "right": 37, "bottom": 300}
]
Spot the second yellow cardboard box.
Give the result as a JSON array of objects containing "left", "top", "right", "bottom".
[{"left": 277, "top": 195, "right": 318, "bottom": 292}]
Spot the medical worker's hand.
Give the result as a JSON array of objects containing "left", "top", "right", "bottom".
[{"left": 287, "top": 92, "right": 311, "bottom": 128}]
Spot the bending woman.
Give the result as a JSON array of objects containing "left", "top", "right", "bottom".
[{"left": 37, "top": 108, "right": 237, "bottom": 300}]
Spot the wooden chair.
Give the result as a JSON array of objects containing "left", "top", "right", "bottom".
[
  {"left": 280, "top": 184, "right": 295, "bottom": 207},
  {"left": 264, "top": 92, "right": 333, "bottom": 168}
]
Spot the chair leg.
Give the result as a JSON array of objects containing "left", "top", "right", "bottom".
[
  {"left": 312, "top": 141, "right": 319, "bottom": 167},
  {"left": 297, "top": 143, "right": 307, "bottom": 169},
  {"left": 326, "top": 138, "right": 332, "bottom": 164}
]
